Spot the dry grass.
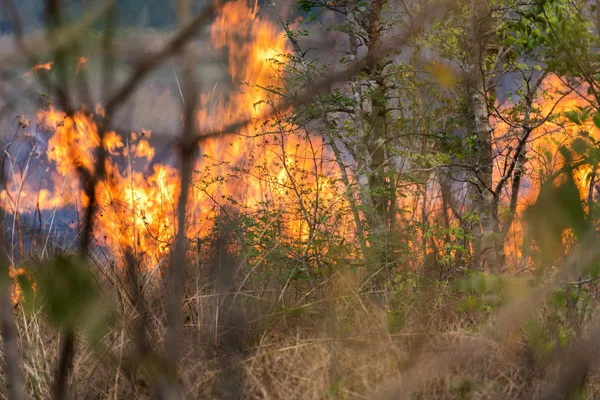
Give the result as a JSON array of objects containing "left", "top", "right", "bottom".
[{"left": 2, "top": 263, "right": 600, "bottom": 400}]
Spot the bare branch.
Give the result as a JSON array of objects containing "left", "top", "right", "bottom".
[
  {"left": 159, "top": 0, "right": 200, "bottom": 397},
  {"left": 104, "top": 3, "right": 218, "bottom": 117}
]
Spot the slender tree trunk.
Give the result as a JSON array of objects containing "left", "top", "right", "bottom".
[
  {"left": 326, "top": 131, "right": 369, "bottom": 257},
  {"left": 160, "top": 0, "right": 198, "bottom": 398},
  {"left": 466, "top": 0, "right": 498, "bottom": 272},
  {"left": 346, "top": 0, "right": 376, "bottom": 238},
  {"left": 366, "top": 0, "right": 389, "bottom": 238},
  {"left": 367, "top": 73, "right": 390, "bottom": 237}
]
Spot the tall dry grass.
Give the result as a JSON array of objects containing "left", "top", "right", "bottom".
[{"left": 3, "top": 250, "right": 600, "bottom": 399}]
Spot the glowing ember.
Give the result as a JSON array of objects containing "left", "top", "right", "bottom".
[
  {"left": 76, "top": 56, "right": 88, "bottom": 74},
  {"left": 24, "top": 61, "right": 53, "bottom": 77}
]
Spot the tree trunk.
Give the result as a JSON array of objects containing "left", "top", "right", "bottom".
[
  {"left": 346, "top": 0, "right": 389, "bottom": 242},
  {"left": 466, "top": 0, "right": 499, "bottom": 272},
  {"left": 342, "top": 0, "right": 392, "bottom": 286}
]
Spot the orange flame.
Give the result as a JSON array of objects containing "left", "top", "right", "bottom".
[
  {"left": 3, "top": 0, "right": 349, "bottom": 269},
  {"left": 492, "top": 74, "right": 599, "bottom": 266},
  {"left": 24, "top": 61, "right": 53, "bottom": 77}
]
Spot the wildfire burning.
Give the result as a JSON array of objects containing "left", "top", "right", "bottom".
[
  {"left": 492, "top": 74, "right": 600, "bottom": 266},
  {"left": 5, "top": 1, "right": 596, "bottom": 274},
  {"left": 4, "top": 0, "right": 347, "bottom": 268}
]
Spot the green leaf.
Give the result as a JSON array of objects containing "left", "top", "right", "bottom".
[
  {"left": 471, "top": 274, "right": 486, "bottom": 293},
  {"left": 37, "top": 256, "right": 98, "bottom": 330},
  {"left": 550, "top": 288, "right": 566, "bottom": 308},
  {"left": 593, "top": 113, "right": 600, "bottom": 129},
  {"left": 565, "top": 110, "right": 582, "bottom": 125},
  {"left": 571, "top": 137, "right": 589, "bottom": 155},
  {"left": 29, "top": 255, "right": 113, "bottom": 344},
  {"left": 525, "top": 159, "right": 589, "bottom": 265},
  {"left": 16, "top": 271, "right": 36, "bottom": 315}
]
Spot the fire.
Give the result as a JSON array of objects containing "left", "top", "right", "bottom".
[
  {"left": 3, "top": 0, "right": 348, "bottom": 269},
  {"left": 40, "top": 106, "right": 101, "bottom": 176},
  {"left": 76, "top": 56, "right": 88, "bottom": 74},
  {"left": 24, "top": 61, "right": 53, "bottom": 77},
  {"left": 31, "top": 104, "right": 181, "bottom": 261},
  {"left": 192, "top": 0, "right": 345, "bottom": 244},
  {"left": 5, "top": 2, "right": 596, "bottom": 276},
  {"left": 9, "top": 266, "right": 32, "bottom": 304},
  {"left": 381, "top": 74, "right": 599, "bottom": 271},
  {"left": 492, "top": 74, "right": 599, "bottom": 266}
]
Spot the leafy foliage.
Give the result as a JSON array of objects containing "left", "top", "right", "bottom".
[{"left": 18, "top": 255, "right": 114, "bottom": 347}]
